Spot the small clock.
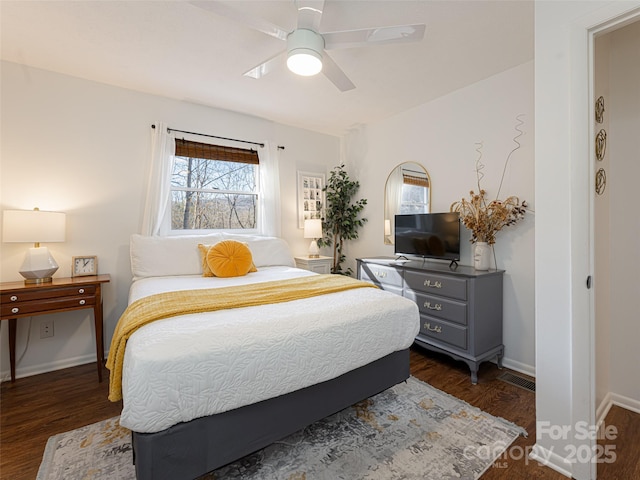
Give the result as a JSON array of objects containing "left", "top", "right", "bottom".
[{"left": 72, "top": 256, "right": 98, "bottom": 277}]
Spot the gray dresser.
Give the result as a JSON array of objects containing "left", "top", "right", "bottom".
[{"left": 357, "top": 257, "right": 504, "bottom": 384}]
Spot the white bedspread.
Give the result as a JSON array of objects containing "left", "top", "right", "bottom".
[{"left": 120, "top": 267, "right": 419, "bottom": 433}]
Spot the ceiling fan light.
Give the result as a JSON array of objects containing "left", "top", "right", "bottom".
[
  {"left": 287, "top": 49, "right": 323, "bottom": 76},
  {"left": 286, "top": 28, "right": 324, "bottom": 77}
]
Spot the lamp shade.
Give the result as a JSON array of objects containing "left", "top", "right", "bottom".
[
  {"left": 3, "top": 209, "right": 66, "bottom": 243},
  {"left": 304, "top": 219, "right": 323, "bottom": 239},
  {"left": 3, "top": 209, "right": 66, "bottom": 284},
  {"left": 303, "top": 218, "right": 322, "bottom": 259}
]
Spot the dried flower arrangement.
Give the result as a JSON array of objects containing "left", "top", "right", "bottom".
[
  {"left": 450, "top": 116, "right": 528, "bottom": 245},
  {"left": 451, "top": 189, "right": 527, "bottom": 244}
]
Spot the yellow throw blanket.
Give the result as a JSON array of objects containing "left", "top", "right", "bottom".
[{"left": 106, "top": 274, "right": 376, "bottom": 402}]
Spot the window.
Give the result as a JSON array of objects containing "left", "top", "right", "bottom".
[
  {"left": 171, "top": 139, "right": 259, "bottom": 230},
  {"left": 399, "top": 172, "right": 430, "bottom": 214}
]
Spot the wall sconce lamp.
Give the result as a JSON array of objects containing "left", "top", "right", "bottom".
[
  {"left": 303, "top": 218, "right": 323, "bottom": 258},
  {"left": 2, "top": 208, "right": 66, "bottom": 284}
]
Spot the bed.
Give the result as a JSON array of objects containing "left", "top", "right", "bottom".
[{"left": 108, "top": 233, "right": 420, "bottom": 480}]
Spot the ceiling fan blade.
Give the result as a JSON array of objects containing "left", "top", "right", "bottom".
[
  {"left": 321, "top": 51, "right": 355, "bottom": 92},
  {"left": 295, "top": 0, "right": 325, "bottom": 32},
  {"left": 323, "top": 24, "right": 426, "bottom": 50},
  {"left": 190, "top": 1, "right": 289, "bottom": 41},
  {"left": 243, "top": 50, "right": 286, "bottom": 79}
]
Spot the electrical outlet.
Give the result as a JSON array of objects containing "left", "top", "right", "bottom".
[{"left": 40, "top": 320, "right": 54, "bottom": 338}]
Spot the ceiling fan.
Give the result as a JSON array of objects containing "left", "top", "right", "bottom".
[{"left": 190, "top": 0, "right": 426, "bottom": 92}]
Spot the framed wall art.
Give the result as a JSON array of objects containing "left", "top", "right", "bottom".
[{"left": 297, "top": 171, "right": 325, "bottom": 228}]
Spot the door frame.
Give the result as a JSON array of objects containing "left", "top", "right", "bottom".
[{"left": 570, "top": 5, "right": 640, "bottom": 480}]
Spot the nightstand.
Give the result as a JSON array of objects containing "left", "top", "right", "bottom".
[
  {"left": 294, "top": 256, "right": 333, "bottom": 274},
  {"left": 0, "top": 274, "right": 110, "bottom": 383}
]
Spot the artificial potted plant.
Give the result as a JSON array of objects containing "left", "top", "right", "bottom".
[{"left": 318, "top": 164, "right": 368, "bottom": 276}]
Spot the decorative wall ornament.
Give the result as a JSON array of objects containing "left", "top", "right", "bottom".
[
  {"left": 297, "top": 171, "right": 325, "bottom": 228},
  {"left": 595, "top": 129, "right": 607, "bottom": 161},
  {"left": 595, "top": 96, "right": 605, "bottom": 124},
  {"left": 595, "top": 97, "right": 607, "bottom": 196},
  {"left": 595, "top": 168, "right": 606, "bottom": 195}
]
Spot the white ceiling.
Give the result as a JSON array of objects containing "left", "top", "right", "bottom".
[{"left": 0, "top": 0, "right": 533, "bottom": 137}]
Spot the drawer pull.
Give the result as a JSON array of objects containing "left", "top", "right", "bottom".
[
  {"left": 424, "top": 322, "right": 442, "bottom": 333},
  {"left": 423, "top": 301, "right": 442, "bottom": 311},
  {"left": 423, "top": 279, "right": 442, "bottom": 288},
  {"left": 78, "top": 288, "right": 85, "bottom": 294},
  {"left": 11, "top": 307, "right": 19, "bottom": 314},
  {"left": 79, "top": 300, "right": 86, "bottom": 305},
  {"left": 10, "top": 295, "right": 18, "bottom": 302},
  {"left": 375, "top": 271, "right": 387, "bottom": 278}
]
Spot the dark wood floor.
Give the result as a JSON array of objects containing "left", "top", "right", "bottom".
[
  {"left": 409, "top": 346, "right": 640, "bottom": 480},
  {"left": 1, "top": 346, "right": 638, "bottom": 479}
]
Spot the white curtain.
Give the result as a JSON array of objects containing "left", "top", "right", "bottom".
[
  {"left": 141, "top": 122, "right": 175, "bottom": 236},
  {"left": 257, "top": 141, "right": 281, "bottom": 237}
]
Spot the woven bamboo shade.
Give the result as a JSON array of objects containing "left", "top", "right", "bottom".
[
  {"left": 175, "top": 138, "right": 259, "bottom": 164},
  {"left": 403, "top": 173, "right": 429, "bottom": 188}
]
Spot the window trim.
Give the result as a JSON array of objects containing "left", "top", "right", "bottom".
[{"left": 170, "top": 138, "right": 260, "bottom": 233}]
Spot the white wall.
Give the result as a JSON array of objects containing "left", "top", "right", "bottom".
[
  {"left": 533, "top": 2, "right": 640, "bottom": 479},
  {"left": 0, "top": 61, "right": 339, "bottom": 380},
  {"left": 341, "top": 62, "right": 535, "bottom": 374}
]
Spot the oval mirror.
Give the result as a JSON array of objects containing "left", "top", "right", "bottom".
[{"left": 384, "top": 162, "right": 431, "bottom": 245}]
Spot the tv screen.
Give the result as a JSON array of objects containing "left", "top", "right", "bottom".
[{"left": 394, "top": 212, "right": 460, "bottom": 261}]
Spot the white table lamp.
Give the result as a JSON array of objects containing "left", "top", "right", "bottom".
[
  {"left": 303, "top": 218, "right": 322, "bottom": 258},
  {"left": 3, "top": 208, "right": 66, "bottom": 284}
]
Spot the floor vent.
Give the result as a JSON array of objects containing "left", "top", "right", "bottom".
[{"left": 498, "top": 372, "right": 536, "bottom": 393}]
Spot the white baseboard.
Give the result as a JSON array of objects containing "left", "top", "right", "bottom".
[
  {"left": 596, "top": 391, "right": 640, "bottom": 430},
  {"left": 609, "top": 392, "right": 640, "bottom": 414},
  {"left": 501, "top": 357, "right": 536, "bottom": 378},
  {"left": 596, "top": 392, "right": 614, "bottom": 428},
  {"left": 0, "top": 352, "right": 99, "bottom": 383},
  {"left": 529, "top": 443, "right": 572, "bottom": 478}
]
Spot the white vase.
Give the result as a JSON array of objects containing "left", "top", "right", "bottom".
[{"left": 474, "top": 242, "right": 491, "bottom": 270}]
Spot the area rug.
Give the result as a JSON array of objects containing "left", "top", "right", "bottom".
[{"left": 37, "top": 376, "right": 525, "bottom": 480}]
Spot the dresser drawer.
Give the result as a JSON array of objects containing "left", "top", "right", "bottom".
[
  {"left": 419, "top": 316, "right": 467, "bottom": 350},
  {"left": 357, "top": 258, "right": 504, "bottom": 384},
  {"left": 1, "top": 295, "right": 96, "bottom": 318},
  {"left": 1, "top": 285, "right": 96, "bottom": 304},
  {"left": 404, "top": 270, "right": 467, "bottom": 301},
  {"left": 359, "top": 263, "right": 403, "bottom": 289},
  {"left": 404, "top": 290, "right": 467, "bottom": 325}
]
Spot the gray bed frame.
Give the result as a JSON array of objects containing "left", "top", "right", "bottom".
[{"left": 131, "top": 348, "right": 410, "bottom": 480}]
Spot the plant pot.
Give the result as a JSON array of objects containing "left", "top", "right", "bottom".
[{"left": 474, "top": 242, "right": 491, "bottom": 270}]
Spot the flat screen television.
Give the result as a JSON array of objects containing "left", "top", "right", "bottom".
[{"left": 394, "top": 212, "right": 461, "bottom": 262}]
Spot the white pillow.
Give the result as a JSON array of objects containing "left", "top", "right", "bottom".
[
  {"left": 130, "top": 233, "right": 295, "bottom": 279},
  {"left": 221, "top": 233, "right": 295, "bottom": 268},
  {"left": 130, "top": 233, "right": 223, "bottom": 279}
]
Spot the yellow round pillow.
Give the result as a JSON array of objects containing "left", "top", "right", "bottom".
[{"left": 206, "top": 240, "right": 255, "bottom": 278}]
